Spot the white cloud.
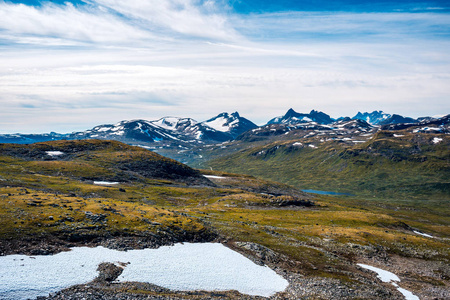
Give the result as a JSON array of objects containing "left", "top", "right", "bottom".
[
  {"left": 0, "top": 3, "right": 449, "bottom": 133},
  {"left": 93, "top": 0, "right": 240, "bottom": 41},
  {"left": 0, "top": 1, "right": 239, "bottom": 45},
  {"left": 0, "top": 2, "right": 153, "bottom": 44}
]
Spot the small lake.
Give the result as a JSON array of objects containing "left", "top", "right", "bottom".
[
  {"left": 302, "top": 189, "right": 354, "bottom": 196},
  {"left": 0, "top": 243, "right": 288, "bottom": 300}
]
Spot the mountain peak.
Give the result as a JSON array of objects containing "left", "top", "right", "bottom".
[
  {"left": 204, "top": 112, "right": 257, "bottom": 138},
  {"left": 285, "top": 108, "right": 298, "bottom": 118},
  {"left": 352, "top": 111, "right": 393, "bottom": 125},
  {"left": 268, "top": 109, "right": 333, "bottom": 125}
]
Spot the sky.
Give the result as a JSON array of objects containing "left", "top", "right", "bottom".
[{"left": 1, "top": 0, "right": 450, "bottom": 133}]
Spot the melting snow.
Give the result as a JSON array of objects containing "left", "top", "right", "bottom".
[
  {"left": 414, "top": 127, "right": 442, "bottom": 133},
  {"left": 204, "top": 117, "right": 230, "bottom": 132},
  {"left": 413, "top": 230, "right": 433, "bottom": 238},
  {"left": 46, "top": 151, "right": 64, "bottom": 156},
  {"left": 358, "top": 264, "right": 399, "bottom": 282},
  {"left": 93, "top": 181, "right": 119, "bottom": 185},
  {"left": 308, "top": 144, "right": 317, "bottom": 148},
  {"left": 357, "top": 264, "right": 419, "bottom": 300},
  {"left": 135, "top": 145, "right": 154, "bottom": 150},
  {"left": 0, "top": 243, "right": 288, "bottom": 300},
  {"left": 204, "top": 175, "right": 226, "bottom": 180},
  {"left": 95, "top": 127, "right": 110, "bottom": 132},
  {"left": 111, "top": 126, "right": 123, "bottom": 132},
  {"left": 432, "top": 137, "right": 443, "bottom": 144},
  {"left": 394, "top": 134, "right": 405, "bottom": 137},
  {"left": 293, "top": 142, "right": 303, "bottom": 146}
]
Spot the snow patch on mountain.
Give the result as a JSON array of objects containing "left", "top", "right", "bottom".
[
  {"left": 205, "top": 116, "right": 233, "bottom": 132},
  {"left": 432, "top": 137, "right": 443, "bottom": 144},
  {"left": 46, "top": 151, "right": 64, "bottom": 156},
  {"left": 268, "top": 109, "right": 334, "bottom": 125},
  {"left": 203, "top": 112, "right": 258, "bottom": 138},
  {"left": 352, "top": 111, "right": 391, "bottom": 125}
]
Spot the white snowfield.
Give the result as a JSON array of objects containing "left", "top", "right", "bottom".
[
  {"left": 432, "top": 137, "right": 443, "bottom": 144},
  {"left": 357, "top": 264, "right": 419, "bottom": 300},
  {"left": 413, "top": 230, "right": 434, "bottom": 238},
  {"left": 204, "top": 175, "right": 227, "bottom": 180},
  {"left": 204, "top": 116, "right": 235, "bottom": 132},
  {"left": 93, "top": 181, "right": 119, "bottom": 185},
  {"left": 45, "top": 151, "right": 64, "bottom": 156},
  {"left": 0, "top": 243, "right": 288, "bottom": 300}
]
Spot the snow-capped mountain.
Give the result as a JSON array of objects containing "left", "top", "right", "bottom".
[
  {"left": 71, "top": 120, "right": 186, "bottom": 143},
  {"left": 331, "top": 118, "right": 373, "bottom": 131},
  {"left": 377, "top": 114, "right": 418, "bottom": 125},
  {"left": 71, "top": 117, "right": 233, "bottom": 144},
  {"left": 151, "top": 117, "right": 231, "bottom": 142},
  {"left": 203, "top": 112, "right": 258, "bottom": 138},
  {"left": 238, "top": 117, "right": 375, "bottom": 143},
  {"left": 381, "top": 114, "right": 449, "bottom": 132},
  {"left": 352, "top": 111, "right": 392, "bottom": 125},
  {"left": 1, "top": 110, "right": 446, "bottom": 147},
  {"left": 0, "top": 132, "right": 67, "bottom": 144},
  {"left": 268, "top": 109, "right": 334, "bottom": 125}
]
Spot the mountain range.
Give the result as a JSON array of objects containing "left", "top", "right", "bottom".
[{"left": 0, "top": 109, "right": 447, "bottom": 146}]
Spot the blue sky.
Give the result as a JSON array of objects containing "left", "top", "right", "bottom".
[{"left": 1, "top": 0, "right": 449, "bottom": 133}]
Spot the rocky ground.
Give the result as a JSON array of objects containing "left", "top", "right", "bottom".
[{"left": 23, "top": 238, "right": 448, "bottom": 300}]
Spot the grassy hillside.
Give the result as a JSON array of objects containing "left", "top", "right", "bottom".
[
  {"left": 208, "top": 131, "right": 450, "bottom": 200},
  {"left": 0, "top": 139, "right": 448, "bottom": 298},
  {"left": 0, "top": 139, "right": 210, "bottom": 185}
]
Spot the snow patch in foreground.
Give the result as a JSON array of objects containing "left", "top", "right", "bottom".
[
  {"left": 0, "top": 243, "right": 288, "bottom": 300},
  {"left": 357, "top": 264, "right": 419, "bottom": 300},
  {"left": 46, "top": 151, "right": 64, "bottom": 156},
  {"left": 432, "top": 137, "right": 443, "bottom": 144},
  {"left": 204, "top": 175, "right": 227, "bottom": 180},
  {"left": 93, "top": 181, "right": 119, "bottom": 185},
  {"left": 413, "top": 230, "right": 433, "bottom": 238}
]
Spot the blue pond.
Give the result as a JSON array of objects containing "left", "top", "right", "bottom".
[{"left": 302, "top": 189, "right": 353, "bottom": 196}]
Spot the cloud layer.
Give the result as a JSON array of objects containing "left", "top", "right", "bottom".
[{"left": 0, "top": 0, "right": 449, "bottom": 133}]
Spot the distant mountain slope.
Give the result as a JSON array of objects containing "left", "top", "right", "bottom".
[
  {"left": 237, "top": 117, "right": 375, "bottom": 143},
  {"left": 352, "top": 111, "right": 421, "bottom": 125},
  {"left": 378, "top": 114, "right": 419, "bottom": 125},
  {"left": 203, "top": 112, "right": 258, "bottom": 138},
  {"left": 71, "top": 120, "right": 186, "bottom": 143},
  {"left": 0, "top": 132, "right": 68, "bottom": 144},
  {"left": 208, "top": 130, "right": 450, "bottom": 199},
  {"left": 0, "top": 110, "right": 447, "bottom": 151},
  {"left": 71, "top": 118, "right": 232, "bottom": 144},
  {"left": 381, "top": 114, "right": 449, "bottom": 132},
  {"left": 151, "top": 117, "right": 232, "bottom": 142},
  {"left": 352, "top": 111, "right": 392, "bottom": 124},
  {"left": 268, "top": 109, "right": 334, "bottom": 125}
]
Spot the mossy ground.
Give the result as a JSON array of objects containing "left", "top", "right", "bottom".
[
  {"left": 0, "top": 140, "right": 448, "bottom": 290},
  {"left": 207, "top": 131, "right": 449, "bottom": 200}
]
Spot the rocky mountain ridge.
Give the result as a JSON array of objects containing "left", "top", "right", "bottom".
[{"left": 0, "top": 110, "right": 447, "bottom": 148}]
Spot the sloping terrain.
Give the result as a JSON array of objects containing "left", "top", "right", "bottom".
[
  {"left": 207, "top": 130, "right": 449, "bottom": 199},
  {"left": 0, "top": 140, "right": 448, "bottom": 299},
  {"left": 0, "top": 140, "right": 210, "bottom": 185}
]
